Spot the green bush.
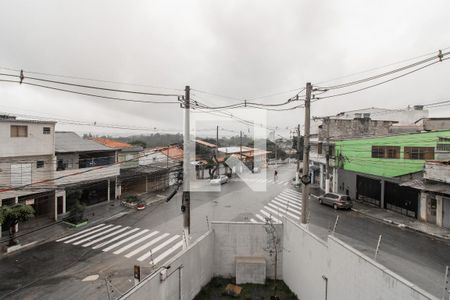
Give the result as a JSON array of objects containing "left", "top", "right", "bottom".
[{"left": 67, "top": 200, "right": 86, "bottom": 224}]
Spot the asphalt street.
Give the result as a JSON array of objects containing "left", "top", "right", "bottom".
[{"left": 0, "top": 163, "right": 449, "bottom": 299}]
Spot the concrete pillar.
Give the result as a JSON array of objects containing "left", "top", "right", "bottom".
[
  {"left": 115, "top": 177, "right": 121, "bottom": 199},
  {"left": 319, "top": 164, "right": 324, "bottom": 190},
  {"left": 380, "top": 180, "right": 385, "bottom": 209},
  {"left": 0, "top": 198, "right": 2, "bottom": 238},
  {"left": 145, "top": 175, "right": 148, "bottom": 193},
  {"left": 14, "top": 196, "right": 19, "bottom": 233},
  {"left": 54, "top": 195, "right": 58, "bottom": 221},
  {"left": 436, "top": 195, "right": 443, "bottom": 227},
  {"left": 419, "top": 192, "right": 427, "bottom": 222},
  {"left": 62, "top": 190, "right": 66, "bottom": 214},
  {"left": 107, "top": 179, "right": 111, "bottom": 202},
  {"left": 332, "top": 168, "right": 338, "bottom": 193}
]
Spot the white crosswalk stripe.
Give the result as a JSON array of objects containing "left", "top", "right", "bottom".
[
  {"left": 255, "top": 214, "right": 266, "bottom": 222},
  {"left": 102, "top": 229, "right": 150, "bottom": 252},
  {"left": 114, "top": 231, "right": 159, "bottom": 255},
  {"left": 138, "top": 235, "right": 180, "bottom": 262},
  {"left": 64, "top": 224, "right": 114, "bottom": 244},
  {"left": 252, "top": 189, "right": 303, "bottom": 224},
  {"left": 57, "top": 224, "right": 184, "bottom": 266},
  {"left": 273, "top": 198, "right": 302, "bottom": 210},
  {"left": 82, "top": 226, "right": 130, "bottom": 247},
  {"left": 72, "top": 225, "right": 123, "bottom": 246},
  {"left": 151, "top": 241, "right": 184, "bottom": 265},
  {"left": 260, "top": 210, "right": 281, "bottom": 223},
  {"left": 125, "top": 233, "right": 170, "bottom": 258},
  {"left": 92, "top": 228, "right": 141, "bottom": 250},
  {"left": 56, "top": 223, "right": 106, "bottom": 242},
  {"left": 267, "top": 203, "right": 300, "bottom": 219},
  {"left": 271, "top": 200, "right": 301, "bottom": 214}
]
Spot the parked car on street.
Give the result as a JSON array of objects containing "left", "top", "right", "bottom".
[
  {"left": 318, "top": 193, "right": 352, "bottom": 210},
  {"left": 210, "top": 175, "right": 229, "bottom": 185}
]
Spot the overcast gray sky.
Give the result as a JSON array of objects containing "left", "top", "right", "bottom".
[{"left": 1, "top": 0, "right": 450, "bottom": 138}]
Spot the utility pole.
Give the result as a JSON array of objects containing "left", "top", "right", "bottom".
[
  {"left": 182, "top": 85, "right": 191, "bottom": 241},
  {"left": 216, "top": 125, "right": 219, "bottom": 148},
  {"left": 296, "top": 124, "right": 301, "bottom": 184},
  {"left": 216, "top": 125, "right": 219, "bottom": 176},
  {"left": 301, "top": 82, "right": 312, "bottom": 224},
  {"left": 325, "top": 117, "right": 331, "bottom": 192}
]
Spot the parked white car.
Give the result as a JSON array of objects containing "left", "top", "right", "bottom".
[{"left": 210, "top": 175, "right": 229, "bottom": 185}]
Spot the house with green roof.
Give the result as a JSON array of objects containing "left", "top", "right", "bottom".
[{"left": 334, "top": 130, "right": 450, "bottom": 222}]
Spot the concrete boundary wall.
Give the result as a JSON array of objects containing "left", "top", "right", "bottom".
[
  {"left": 282, "top": 219, "right": 438, "bottom": 300},
  {"left": 120, "top": 230, "right": 214, "bottom": 300},
  {"left": 211, "top": 221, "right": 283, "bottom": 280}
]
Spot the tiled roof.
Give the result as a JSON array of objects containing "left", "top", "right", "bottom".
[{"left": 94, "top": 138, "right": 133, "bottom": 149}]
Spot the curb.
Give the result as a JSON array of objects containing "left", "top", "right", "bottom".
[{"left": 351, "top": 208, "right": 450, "bottom": 242}]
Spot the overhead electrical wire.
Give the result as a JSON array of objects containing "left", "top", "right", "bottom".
[
  {"left": 0, "top": 66, "right": 184, "bottom": 92},
  {"left": 314, "top": 46, "right": 450, "bottom": 86},
  {"left": 0, "top": 79, "right": 181, "bottom": 104},
  {"left": 313, "top": 58, "right": 449, "bottom": 102},
  {"left": 0, "top": 72, "right": 182, "bottom": 97}
]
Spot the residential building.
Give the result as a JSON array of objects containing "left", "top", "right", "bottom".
[
  {"left": 401, "top": 161, "right": 450, "bottom": 228},
  {"left": 334, "top": 130, "right": 450, "bottom": 220},
  {"left": 54, "top": 132, "right": 120, "bottom": 210},
  {"left": 0, "top": 115, "right": 56, "bottom": 237},
  {"left": 93, "top": 137, "right": 143, "bottom": 169},
  {"left": 120, "top": 146, "right": 181, "bottom": 196}
]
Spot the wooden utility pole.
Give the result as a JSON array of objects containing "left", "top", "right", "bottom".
[
  {"left": 240, "top": 130, "right": 243, "bottom": 161},
  {"left": 325, "top": 117, "right": 331, "bottom": 192},
  {"left": 301, "top": 82, "right": 312, "bottom": 224},
  {"left": 182, "top": 86, "right": 191, "bottom": 240},
  {"left": 216, "top": 125, "right": 219, "bottom": 148},
  {"left": 296, "top": 124, "right": 301, "bottom": 183}
]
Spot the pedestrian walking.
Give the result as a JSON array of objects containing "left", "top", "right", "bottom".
[{"left": 274, "top": 170, "right": 278, "bottom": 182}]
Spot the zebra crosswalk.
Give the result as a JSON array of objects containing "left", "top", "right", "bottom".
[
  {"left": 250, "top": 189, "right": 302, "bottom": 224},
  {"left": 56, "top": 224, "right": 183, "bottom": 267}
]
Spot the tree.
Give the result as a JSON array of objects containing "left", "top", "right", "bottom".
[{"left": 0, "top": 204, "right": 35, "bottom": 246}]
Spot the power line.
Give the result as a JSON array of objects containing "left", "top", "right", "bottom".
[
  {"left": 313, "top": 59, "right": 447, "bottom": 102},
  {"left": 314, "top": 46, "right": 450, "bottom": 86},
  {"left": 0, "top": 66, "right": 184, "bottom": 92},
  {"left": 315, "top": 51, "right": 449, "bottom": 91},
  {"left": 0, "top": 79, "right": 181, "bottom": 104},
  {"left": 0, "top": 109, "right": 181, "bottom": 133},
  {"left": 0, "top": 72, "right": 181, "bottom": 97}
]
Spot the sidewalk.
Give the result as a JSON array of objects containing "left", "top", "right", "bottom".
[
  {"left": 310, "top": 186, "right": 450, "bottom": 241},
  {"left": 351, "top": 201, "right": 450, "bottom": 241},
  {"left": 0, "top": 188, "right": 173, "bottom": 256}
]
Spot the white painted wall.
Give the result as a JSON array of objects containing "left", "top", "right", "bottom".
[
  {"left": 282, "top": 219, "right": 437, "bottom": 300},
  {"left": 120, "top": 231, "right": 214, "bottom": 300},
  {"left": 120, "top": 221, "right": 437, "bottom": 300},
  {"left": 0, "top": 121, "right": 55, "bottom": 157},
  {"left": 0, "top": 155, "right": 55, "bottom": 187},
  {"left": 424, "top": 162, "right": 450, "bottom": 184},
  {"left": 212, "top": 222, "right": 283, "bottom": 280}
]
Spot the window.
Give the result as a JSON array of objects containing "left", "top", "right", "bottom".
[
  {"left": 43, "top": 127, "right": 51, "bottom": 134},
  {"left": 371, "top": 146, "right": 400, "bottom": 159},
  {"left": 36, "top": 161, "right": 44, "bottom": 168},
  {"left": 10, "top": 125, "right": 28, "bottom": 137},
  {"left": 437, "top": 143, "right": 450, "bottom": 151},
  {"left": 317, "top": 143, "right": 323, "bottom": 155},
  {"left": 404, "top": 147, "right": 434, "bottom": 160}
]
